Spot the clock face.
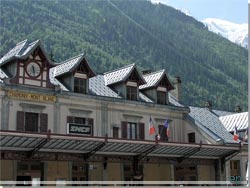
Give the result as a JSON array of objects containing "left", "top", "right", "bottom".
[{"left": 26, "top": 62, "right": 41, "bottom": 78}]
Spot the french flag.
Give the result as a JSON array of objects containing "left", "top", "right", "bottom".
[
  {"left": 148, "top": 116, "right": 155, "bottom": 135},
  {"left": 164, "top": 119, "right": 169, "bottom": 137},
  {"left": 233, "top": 126, "right": 239, "bottom": 141}
]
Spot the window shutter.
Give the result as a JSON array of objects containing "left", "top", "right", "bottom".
[
  {"left": 87, "top": 118, "right": 94, "bottom": 136},
  {"left": 121, "top": 121, "right": 127, "bottom": 139},
  {"left": 40, "top": 113, "right": 48, "bottom": 133},
  {"left": 67, "top": 116, "right": 74, "bottom": 123},
  {"left": 138, "top": 123, "right": 145, "bottom": 140},
  {"left": 17, "top": 111, "right": 25, "bottom": 131}
]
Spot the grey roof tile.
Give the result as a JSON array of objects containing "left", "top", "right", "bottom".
[
  {"left": 139, "top": 92, "right": 154, "bottom": 103},
  {"left": 212, "top": 109, "right": 234, "bottom": 117},
  {"left": 53, "top": 54, "right": 84, "bottom": 77},
  {"left": 0, "top": 68, "right": 8, "bottom": 80},
  {"left": 168, "top": 93, "right": 183, "bottom": 107},
  {"left": 188, "top": 106, "right": 238, "bottom": 144},
  {"left": 89, "top": 75, "right": 121, "bottom": 98},
  {"left": 104, "top": 64, "right": 135, "bottom": 86},
  {"left": 49, "top": 67, "right": 69, "bottom": 91},
  {"left": 219, "top": 112, "right": 248, "bottom": 131},
  {"left": 139, "top": 69, "right": 165, "bottom": 90},
  {"left": 0, "top": 39, "right": 28, "bottom": 65}
]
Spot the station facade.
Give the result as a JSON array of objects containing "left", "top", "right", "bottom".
[{"left": 0, "top": 39, "right": 247, "bottom": 185}]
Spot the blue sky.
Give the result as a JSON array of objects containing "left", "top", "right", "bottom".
[{"left": 153, "top": 0, "right": 248, "bottom": 24}]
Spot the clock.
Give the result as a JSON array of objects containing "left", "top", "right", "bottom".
[{"left": 26, "top": 62, "right": 41, "bottom": 78}]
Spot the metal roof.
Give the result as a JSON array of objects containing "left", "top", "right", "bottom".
[
  {"left": 188, "top": 106, "right": 238, "bottom": 144},
  {"left": 52, "top": 54, "right": 84, "bottom": 77},
  {"left": 139, "top": 70, "right": 165, "bottom": 90},
  {"left": 89, "top": 75, "right": 122, "bottom": 98},
  {"left": 168, "top": 93, "right": 183, "bottom": 107},
  {"left": 104, "top": 64, "right": 135, "bottom": 86},
  {"left": 212, "top": 109, "right": 234, "bottom": 117},
  {"left": 219, "top": 112, "right": 248, "bottom": 132},
  {"left": 103, "top": 64, "right": 145, "bottom": 86},
  {"left": 0, "top": 39, "right": 28, "bottom": 65},
  {"left": 139, "top": 69, "right": 174, "bottom": 91},
  {"left": 0, "top": 131, "right": 240, "bottom": 159}
]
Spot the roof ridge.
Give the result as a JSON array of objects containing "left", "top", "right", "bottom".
[
  {"left": 103, "top": 63, "right": 135, "bottom": 75},
  {"left": 143, "top": 69, "right": 165, "bottom": 77},
  {"left": 16, "top": 39, "right": 28, "bottom": 46},
  {"left": 58, "top": 53, "right": 85, "bottom": 65}
]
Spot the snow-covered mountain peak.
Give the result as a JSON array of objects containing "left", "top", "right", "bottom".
[{"left": 202, "top": 18, "right": 248, "bottom": 48}]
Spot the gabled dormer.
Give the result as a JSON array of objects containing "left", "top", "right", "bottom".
[
  {"left": 139, "top": 70, "right": 174, "bottom": 105},
  {"left": 50, "top": 54, "right": 95, "bottom": 94},
  {"left": 104, "top": 64, "right": 146, "bottom": 101},
  {"left": 0, "top": 39, "right": 54, "bottom": 88}
]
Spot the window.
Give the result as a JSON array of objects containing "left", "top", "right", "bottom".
[
  {"left": 25, "top": 112, "right": 39, "bottom": 132},
  {"left": 121, "top": 122, "right": 144, "bottom": 140},
  {"left": 157, "top": 91, "right": 166, "bottom": 104},
  {"left": 74, "top": 117, "right": 86, "bottom": 125},
  {"left": 127, "top": 122, "right": 139, "bottom": 139},
  {"left": 127, "top": 86, "right": 137, "bottom": 101},
  {"left": 188, "top": 132, "right": 195, "bottom": 143},
  {"left": 74, "top": 78, "right": 87, "bottom": 94},
  {"left": 17, "top": 111, "right": 48, "bottom": 133},
  {"left": 113, "top": 127, "right": 119, "bottom": 138},
  {"left": 158, "top": 125, "right": 168, "bottom": 141}
]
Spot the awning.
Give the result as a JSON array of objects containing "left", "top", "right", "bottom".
[{"left": 0, "top": 131, "right": 241, "bottom": 160}]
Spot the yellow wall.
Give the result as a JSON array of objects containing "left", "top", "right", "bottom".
[
  {"left": 107, "top": 163, "right": 122, "bottom": 181},
  {"left": 0, "top": 160, "right": 14, "bottom": 180},
  {"left": 46, "top": 161, "right": 69, "bottom": 181},
  {"left": 198, "top": 165, "right": 215, "bottom": 181},
  {"left": 88, "top": 162, "right": 102, "bottom": 181},
  {"left": 144, "top": 164, "right": 171, "bottom": 181}
]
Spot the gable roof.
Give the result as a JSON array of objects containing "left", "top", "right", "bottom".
[
  {"left": 0, "top": 39, "right": 28, "bottom": 66},
  {"left": 104, "top": 64, "right": 146, "bottom": 86},
  {"left": 187, "top": 106, "right": 238, "bottom": 144},
  {"left": 139, "top": 69, "right": 174, "bottom": 90},
  {"left": 0, "top": 39, "right": 53, "bottom": 66},
  {"left": 51, "top": 53, "right": 96, "bottom": 78},
  {"left": 219, "top": 112, "right": 248, "bottom": 132}
]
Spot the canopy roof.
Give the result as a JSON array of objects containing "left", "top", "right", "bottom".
[{"left": 0, "top": 131, "right": 241, "bottom": 160}]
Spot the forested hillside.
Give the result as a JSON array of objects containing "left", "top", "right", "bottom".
[{"left": 0, "top": 0, "right": 247, "bottom": 111}]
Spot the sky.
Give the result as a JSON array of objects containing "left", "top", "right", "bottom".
[{"left": 151, "top": 0, "right": 248, "bottom": 24}]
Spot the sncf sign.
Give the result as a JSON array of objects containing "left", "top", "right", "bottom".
[{"left": 67, "top": 123, "right": 92, "bottom": 135}]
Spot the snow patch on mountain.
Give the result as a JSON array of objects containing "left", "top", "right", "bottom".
[{"left": 202, "top": 18, "right": 248, "bottom": 48}]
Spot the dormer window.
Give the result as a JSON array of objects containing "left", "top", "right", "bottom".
[
  {"left": 157, "top": 90, "right": 166, "bottom": 104},
  {"left": 74, "top": 77, "right": 86, "bottom": 94},
  {"left": 74, "top": 72, "right": 87, "bottom": 94},
  {"left": 126, "top": 81, "right": 138, "bottom": 101}
]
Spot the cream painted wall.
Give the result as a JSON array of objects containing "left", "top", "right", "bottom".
[
  {"left": 46, "top": 161, "right": 69, "bottom": 181},
  {"left": 107, "top": 163, "right": 122, "bottom": 181},
  {"left": 88, "top": 162, "right": 102, "bottom": 181},
  {"left": 144, "top": 164, "right": 171, "bottom": 181},
  {"left": 183, "top": 121, "right": 213, "bottom": 144},
  {"left": 198, "top": 165, "right": 215, "bottom": 181},
  {"left": 0, "top": 160, "right": 14, "bottom": 180}
]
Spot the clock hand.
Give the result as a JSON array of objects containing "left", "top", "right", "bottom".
[{"left": 32, "top": 65, "right": 35, "bottom": 75}]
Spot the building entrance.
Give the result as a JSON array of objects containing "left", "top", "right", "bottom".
[
  {"left": 16, "top": 161, "right": 44, "bottom": 186},
  {"left": 174, "top": 165, "right": 197, "bottom": 181}
]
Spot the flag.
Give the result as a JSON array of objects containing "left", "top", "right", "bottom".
[
  {"left": 244, "top": 129, "right": 248, "bottom": 142},
  {"left": 148, "top": 116, "right": 155, "bottom": 135},
  {"left": 164, "top": 119, "right": 169, "bottom": 137},
  {"left": 233, "top": 126, "right": 239, "bottom": 141}
]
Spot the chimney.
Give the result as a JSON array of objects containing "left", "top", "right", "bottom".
[
  {"left": 172, "top": 76, "right": 182, "bottom": 102},
  {"left": 142, "top": 69, "right": 152, "bottom": 75},
  {"left": 234, "top": 105, "right": 242, "bottom": 113},
  {"left": 205, "top": 101, "right": 212, "bottom": 111}
]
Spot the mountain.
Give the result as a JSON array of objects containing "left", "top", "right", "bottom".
[
  {"left": 202, "top": 18, "right": 248, "bottom": 48},
  {"left": 0, "top": 0, "right": 247, "bottom": 111}
]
